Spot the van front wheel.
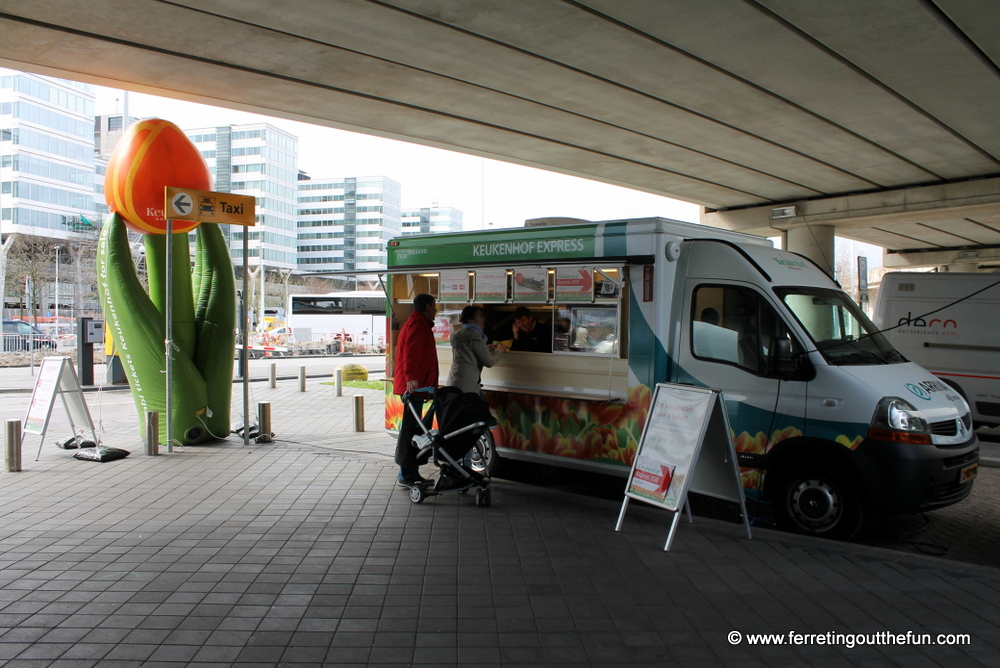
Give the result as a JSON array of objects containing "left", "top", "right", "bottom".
[{"left": 773, "top": 460, "right": 863, "bottom": 541}]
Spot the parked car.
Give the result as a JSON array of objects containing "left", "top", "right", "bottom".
[{"left": 2, "top": 319, "right": 58, "bottom": 352}]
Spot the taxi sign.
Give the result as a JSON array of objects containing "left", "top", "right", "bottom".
[{"left": 164, "top": 187, "right": 256, "bottom": 226}]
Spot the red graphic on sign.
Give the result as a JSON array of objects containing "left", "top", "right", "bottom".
[
  {"left": 634, "top": 465, "right": 674, "bottom": 494},
  {"left": 557, "top": 269, "right": 593, "bottom": 290}
]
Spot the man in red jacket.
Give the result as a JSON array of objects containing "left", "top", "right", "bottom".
[{"left": 393, "top": 293, "right": 438, "bottom": 487}]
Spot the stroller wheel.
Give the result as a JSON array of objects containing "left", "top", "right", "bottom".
[
  {"left": 475, "top": 488, "right": 491, "bottom": 507},
  {"left": 409, "top": 485, "right": 425, "bottom": 504}
]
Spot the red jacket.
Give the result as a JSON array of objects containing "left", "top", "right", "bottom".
[{"left": 393, "top": 310, "right": 438, "bottom": 396}]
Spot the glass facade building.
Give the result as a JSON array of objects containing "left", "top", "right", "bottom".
[
  {"left": 400, "top": 206, "right": 463, "bottom": 236},
  {"left": 186, "top": 123, "right": 299, "bottom": 271},
  {"left": 0, "top": 69, "right": 100, "bottom": 240},
  {"left": 297, "top": 176, "right": 402, "bottom": 272}
]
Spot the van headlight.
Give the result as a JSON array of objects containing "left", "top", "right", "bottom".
[{"left": 868, "top": 397, "right": 931, "bottom": 445}]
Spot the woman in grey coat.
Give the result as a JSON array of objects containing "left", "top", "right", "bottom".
[{"left": 447, "top": 305, "right": 508, "bottom": 394}]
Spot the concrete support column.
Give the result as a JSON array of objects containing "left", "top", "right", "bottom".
[
  {"left": 786, "top": 225, "right": 836, "bottom": 278},
  {"left": 938, "top": 263, "right": 979, "bottom": 273}
]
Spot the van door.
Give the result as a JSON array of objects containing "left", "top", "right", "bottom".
[{"left": 678, "top": 283, "right": 808, "bottom": 488}]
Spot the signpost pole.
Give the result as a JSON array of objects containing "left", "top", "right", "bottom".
[
  {"left": 165, "top": 217, "right": 174, "bottom": 453},
  {"left": 242, "top": 227, "right": 250, "bottom": 446},
  {"left": 164, "top": 187, "right": 255, "bottom": 448}
]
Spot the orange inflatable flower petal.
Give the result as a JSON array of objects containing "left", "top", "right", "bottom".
[{"left": 105, "top": 119, "right": 211, "bottom": 235}]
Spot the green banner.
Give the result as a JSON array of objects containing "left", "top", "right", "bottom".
[{"left": 388, "top": 225, "right": 599, "bottom": 267}]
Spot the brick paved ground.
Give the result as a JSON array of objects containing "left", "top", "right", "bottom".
[{"left": 0, "top": 374, "right": 998, "bottom": 665}]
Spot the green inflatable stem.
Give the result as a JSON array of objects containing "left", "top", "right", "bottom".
[{"left": 97, "top": 213, "right": 236, "bottom": 444}]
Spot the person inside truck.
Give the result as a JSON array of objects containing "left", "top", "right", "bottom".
[
  {"left": 510, "top": 306, "right": 553, "bottom": 353},
  {"left": 693, "top": 307, "right": 738, "bottom": 363}
]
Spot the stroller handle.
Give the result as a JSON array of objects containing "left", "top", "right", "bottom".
[{"left": 402, "top": 386, "right": 435, "bottom": 401}]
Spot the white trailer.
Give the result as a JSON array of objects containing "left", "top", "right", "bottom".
[{"left": 874, "top": 272, "right": 1000, "bottom": 427}]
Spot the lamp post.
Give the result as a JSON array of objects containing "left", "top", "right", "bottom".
[{"left": 53, "top": 245, "right": 62, "bottom": 339}]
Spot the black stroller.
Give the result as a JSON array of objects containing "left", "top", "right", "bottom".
[{"left": 405, "top": 386, "right": 495, "bottom": 506}]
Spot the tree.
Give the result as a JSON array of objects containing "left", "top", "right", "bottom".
[
  {"left": 3, "top": 234, "right": 58, "bottom": 324},
  {"left": 66, "top": 237, "right": 100, "bottom": 317},
  {"left": 0, "top": 233, "right": 18, "bottom": 317}
]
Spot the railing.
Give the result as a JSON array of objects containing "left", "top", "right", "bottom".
[{"left": 0, "top": 333, "right": 59, "bottom": 353}]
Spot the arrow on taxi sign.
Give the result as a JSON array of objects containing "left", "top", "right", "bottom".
[{"left": 172, "top": 192, "right": 193, "bottom": 216}]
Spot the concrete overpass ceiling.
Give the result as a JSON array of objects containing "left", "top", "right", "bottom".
[
  {"left": 2, "top": 0, "right": 999, "bottom": 253},
  {"left": 850, "top": 216, "right": 1000, "bottom": 250}
]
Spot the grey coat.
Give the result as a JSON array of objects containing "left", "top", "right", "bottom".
[{"left": 447, "top": 326, "right": 503, "bottom": 394}]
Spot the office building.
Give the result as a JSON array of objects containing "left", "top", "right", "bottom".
[
  {"left": 1, "top": 69, "right": 99, "bottom": 240},
  {"left": 186, "top": 123, "right": 298, "bottom": 272},
  {"left": 94, "top": 112, "right": 140, "bottom": 158},
  {"left": 401, "top": 205, "right": 463, "bottom": 235},
  {"left": 297, "top": 176, "right": 402, "bottom": 273},
  {"left": 1, "top": 69, "right": 105, "bottom": 317}
]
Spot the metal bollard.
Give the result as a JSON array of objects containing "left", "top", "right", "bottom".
[
  {"left": 144, "top": 411, "right": 160, "bottom": 456},
  {"left": 335, "top": 368, "right": 343, "bottom": 397},
  {"left": 268, "top": 363, "right": 277, "bottom": 389},
  {"left": 5, "top": 420, "right": 22, "bottom": 472},
  {"left": 299, "top": 366, "right": 306, "bottom": 392},
  {"left": 354, "top": 395, "right": 365, "bottom": 432},
  {"left": 257, "top": 402, "right": 272, "bottom": 443}
]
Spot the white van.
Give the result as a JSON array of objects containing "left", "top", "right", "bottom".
[
  {"left": 385, "top": 218, "right": 979, "bottom": 540},
  {"left": 874, "top": 272, "right": 1000, "bottom": 428}
]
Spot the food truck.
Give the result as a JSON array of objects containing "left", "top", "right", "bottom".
[{"left": 385, "top": 217, "right": 978, "bottom": 540}]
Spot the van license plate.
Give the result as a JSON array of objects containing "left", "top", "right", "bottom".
[{"left": 960, "top": 464, "right": 979, "bottom": 483}]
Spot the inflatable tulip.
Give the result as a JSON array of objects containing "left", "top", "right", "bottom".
[{"left": 97, "top": 119, "right": 236, "bottom": 445}]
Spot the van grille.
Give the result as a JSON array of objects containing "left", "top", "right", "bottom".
[{"left": 930, "top": 419, "right": 957, "bottom": 436}]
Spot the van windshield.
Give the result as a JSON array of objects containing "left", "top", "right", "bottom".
[{"left": 775, "top": 287, "right": 906, "bottom": 366}]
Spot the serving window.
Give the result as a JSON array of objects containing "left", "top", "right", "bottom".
[
  {"left": 553, "top": 305, "right": 619, "bottom": 355},
  {"left": 391, "top": 266, "right": 626, "bottom": 358},
  {"left": 390, "top": 265, "right": 630, "bottom": 401}
]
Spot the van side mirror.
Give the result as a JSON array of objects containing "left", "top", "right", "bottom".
[{"left": 767, "top": 337, "right": 796, "bottom": 376}]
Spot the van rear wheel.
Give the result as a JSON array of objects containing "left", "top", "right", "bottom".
[{"left": 773, "top": 460, "right": 863, "bottom": 541}]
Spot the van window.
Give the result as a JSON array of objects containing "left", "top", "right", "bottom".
[
  {"left": 692, "top": 285, "right": 800, "bottom": 375},
  {"left": 777, "top": 287, "right": 904, "bottom": 366}
]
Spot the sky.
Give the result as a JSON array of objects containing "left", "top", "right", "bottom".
[{"left": 94, "top": 88, "right": 700, "bottom": 231}]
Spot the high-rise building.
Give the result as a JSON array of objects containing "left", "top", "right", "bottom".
[
  {"left": 94, "top": 113, "right": 139, "bottom": 158},
  {"left": 401, "top": 206, "right": 463, "bottom": 236},
  {"left": 1, "top": 69, "right": 100, "bottom": 240},
  {"left": 1, "top": 69, "right": 105, "bottom": 318},
  {"left": 297, "top": 176, "right": 402, "bottom": 273},
  {"left": 186, "top": 123, "right": 298, "bottom": 272}
]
